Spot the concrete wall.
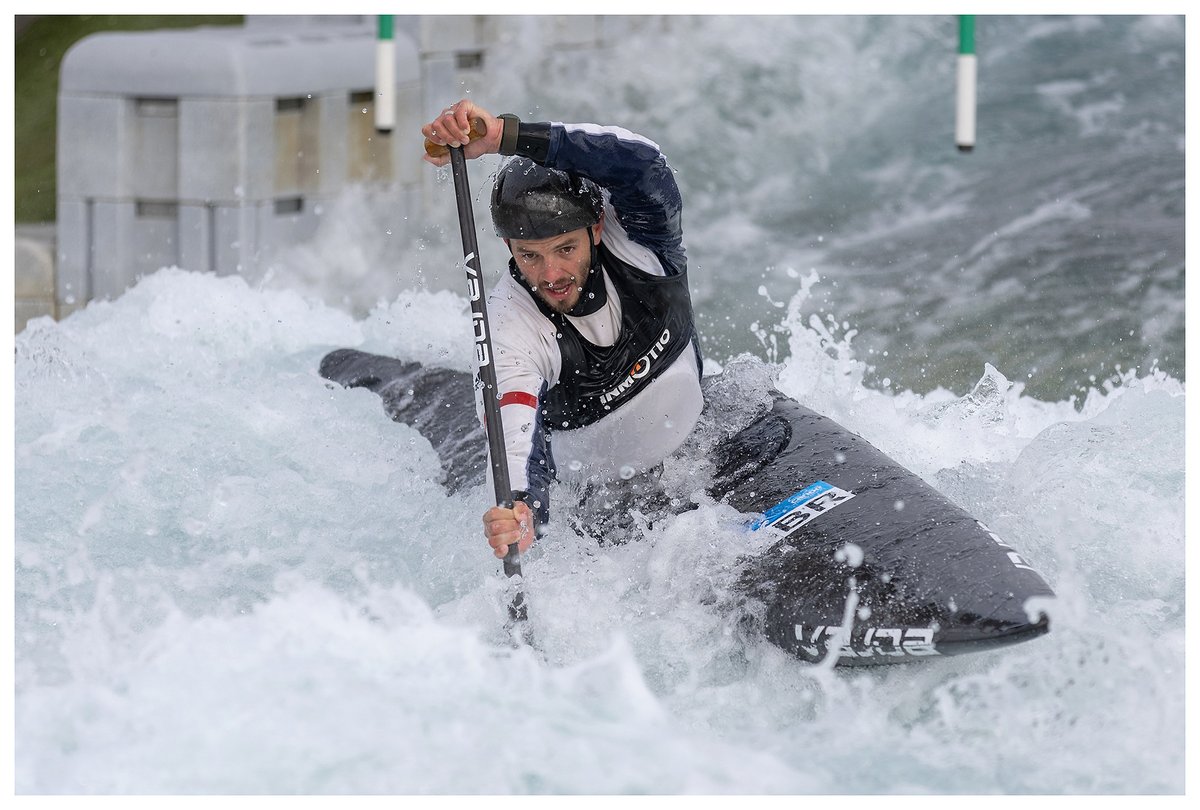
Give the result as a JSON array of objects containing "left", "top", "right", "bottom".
[
  {"left": 51, "top": 19, "right": 422, "bottom": 320},
  {"left": 17, "top": 15, "right": 670, "bottom": 332},
  {"left": 15, "top": 225, "right": 56, "bottom": 331}
]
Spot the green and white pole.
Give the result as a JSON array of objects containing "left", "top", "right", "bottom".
[
  {"left": 375, "top": 15, "right": 395, "bottom": 133},
  {"left": 956, "top": 14, "right": 976, "bottom": 152}
]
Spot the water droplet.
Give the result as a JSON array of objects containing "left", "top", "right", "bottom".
[
  {"left": 893, "top": 500, "right": 905, "bottom": 511},
  {"left": 619, "top": 465, "right": 636, "bottom": 480},
  {"left": 568, "top": 459, "right": 583, "bottom": 471},
  {"left": 835, "top": 543, "right": 863, "bottom": 568}
]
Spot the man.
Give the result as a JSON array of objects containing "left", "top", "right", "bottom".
[{"left": 422, "top": 99, "right": 703, "bottom": 562}]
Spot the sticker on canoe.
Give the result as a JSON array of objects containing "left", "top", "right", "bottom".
[
  {"left": 751, "top": 480, "right": 856, "bottom": 537},
  {"left": 796, "top": 624, "right": 940, "bottom": 659}
]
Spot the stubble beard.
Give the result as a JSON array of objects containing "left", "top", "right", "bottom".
[
  {"left": 532, "top": 275, "right": 581, "bottom": 314},
  {"left": 539, "top": 289, "right": 580, "bottom": 313}
]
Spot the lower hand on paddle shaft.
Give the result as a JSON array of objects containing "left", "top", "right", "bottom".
[{"left": 483, "top": 500, "right": 536, "bottom": 560}]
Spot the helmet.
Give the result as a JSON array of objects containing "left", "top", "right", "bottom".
[{"left": 490, "top": 157, "right": 604, "bottom": 240}]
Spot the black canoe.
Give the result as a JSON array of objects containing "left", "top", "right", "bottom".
[{"left": 319, "top": 348, "right": 1054, "bottom": 666}]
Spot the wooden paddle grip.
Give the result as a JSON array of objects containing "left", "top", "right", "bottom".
[{"left": 424, "top": 118, "right": 487, "bottom": 157}]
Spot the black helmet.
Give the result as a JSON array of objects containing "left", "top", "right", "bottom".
[{"left": 490, "top": 157, "right": 604, "bottom": 240}]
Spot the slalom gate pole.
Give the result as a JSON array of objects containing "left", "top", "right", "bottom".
[
  {"left": 447, "top": 144, "right": 529, "bottom": 625},
  {"left": 956, "top": 14, "right": 977, "bottom": 152},
  {"left": 374, "top": 16, "right": 395, "bottom": 133}
]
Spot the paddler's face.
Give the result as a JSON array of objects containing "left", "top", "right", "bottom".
[{"left": 507, "top": 219, "right": 603, "bottom": 314}]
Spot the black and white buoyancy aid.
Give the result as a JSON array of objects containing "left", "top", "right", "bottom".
[{"left": 511, "top": 241, "right": 700, "bottom": 432}]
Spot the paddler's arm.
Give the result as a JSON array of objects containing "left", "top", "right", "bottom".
[
  {"left": 480, "top": 318, "right": 554, "bottom": 559},
  {"left": 423, "top": 101, "right": 682, "bottom": 270}
]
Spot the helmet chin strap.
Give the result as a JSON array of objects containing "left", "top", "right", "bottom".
[{"left": 588, "top": 225, "right": 599, "bottom": 273}]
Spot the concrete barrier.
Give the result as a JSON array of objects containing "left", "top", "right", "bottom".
[
  {"left": 15, "top": 225, "right": 57, "bottom": 332},
  {"left": 54, "top": 19, "right": 422, "bottom": 319},
  {"left": 27, "top": 15, "right": 671, "bottom": 331}
]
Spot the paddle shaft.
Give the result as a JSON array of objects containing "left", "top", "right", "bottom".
[{"left": 447, "top": 146, "right": 528, "bottom": 620}]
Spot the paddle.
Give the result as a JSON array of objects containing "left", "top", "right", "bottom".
[{"left": 437, "top": 128, "right": 530, "bottom": 632}]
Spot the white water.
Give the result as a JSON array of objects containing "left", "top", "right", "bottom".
[
  {"left": 13, "top": 266, "right": 1185, "bottom": 793},
  {"left": 12, "top": 13, "right": 1188, "bottom": 796}
]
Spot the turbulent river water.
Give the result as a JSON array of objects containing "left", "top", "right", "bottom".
[{"left": 13, "top": 15, "right": 1186, "bottom": 794}]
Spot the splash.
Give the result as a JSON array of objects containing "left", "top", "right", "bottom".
[{"left": 14, "top": 267, "right": 1185, "bottom": 793}]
